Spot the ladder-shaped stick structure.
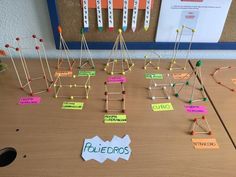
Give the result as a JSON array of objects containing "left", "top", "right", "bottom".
[
  {"left": 169, "top": 25, "right": 195, "bottom": 71},
  {"left": 104, "top": 29, "right": 134, "bottom": 75},
  {"left": 190, "top": 116, "right": 212, "bottom": 135},
  {"left": 173, "top": 60, "right": 208, "bottom": 104},
  {"left": 148, "top": 74, "right": 173, "bottom": 100},
  {"left": 78, "top": 28, "right": 95, "bottom": 69},
  {"left": 54, "top": 74, "right": 91, "bottom": 99},
  {"left": 5, "top": 35, "right": 54, "bottom": 96},
  {"left": 104, "top": 81, "right": 126, "bottom": 113},
  {"left": 144, "top": 51, "right": 161, "bottom": 70},
  {"left": 57, "top": 26, "right": 75, "bottom": 71}
]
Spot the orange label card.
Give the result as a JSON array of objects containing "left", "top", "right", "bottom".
[
  {"left": 192, "top": 139, "right": 219, "bottom": 150},
  {"left": 81, "top": 0, "right": 153, "bottom": 9},
  {"left": 231, "top": 79, "right": 236, "bottom": 85},
  {"left": 173, "top": 73, "right": 190, "bottom": 80},
  {"left": 55, "top": 71, "right": 73, "bottom": 77}
]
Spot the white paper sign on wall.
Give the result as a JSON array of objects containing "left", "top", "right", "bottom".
[{"left": 81, "top": 135, "right": 131, "bottom": 163}]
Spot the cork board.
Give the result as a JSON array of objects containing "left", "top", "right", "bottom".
[{"left": 56, "top": 0, "right": 160, "bottom": 42}]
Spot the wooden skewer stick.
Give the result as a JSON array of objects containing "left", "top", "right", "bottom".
[{"left": 144, "top": 51, "right": 161, "bottom": 70}]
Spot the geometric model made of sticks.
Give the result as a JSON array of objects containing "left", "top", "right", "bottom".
[
  {"left": 57, "top": 26, "right": 75, "bottom": 71},
  {"left": 173, "top": 60, "right": 208, "bottom": 104},
  {"left": 104, "top": 29, "right": 134, "bottom": 75},
  {"left": 53, "top": 74, "right": 91, "bottom": 100},
  {"left": 144, "top": 51, "right": 161, "bottom": 70},
  {"left": 5, "top": 35, "right": 54, "bottom": 96},
  {"left": 211, "top": 66, "right": 236, "bottom": 92},
  {"left": 148, "top": 74, "right": 173, "bottom": 100},
  {"left": 78, "top": 28, "right": 95, "bottom": 70},
  {"left": 169, "top": 25, "right": 195, "bottom": 71},
  {"left": 190, "top": 116, "right": 212, "bottom": 135},
  {"left": 104, "top": 81, "right": 126, "bottom": 113}
]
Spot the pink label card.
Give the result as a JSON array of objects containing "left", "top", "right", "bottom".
[
  {"left": 107, "top": 76, "right": 127, "bottom": 83},
  {"left": 19, "top": 96, "right": 41, "bottom": 105},
  {"left": 185, "top": 105, "right": 208, "bottom": 114}
]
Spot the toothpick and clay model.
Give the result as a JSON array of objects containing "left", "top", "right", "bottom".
[
  {"left": 57, "top": 26, "right": 75, "bottom": 71},
  {"left": 104, "top": 81, "right": 126, "bottom": 113},
  {"left": 5, "top": 35, "right": 53, "bottom": 96},
  {"left": 190, "top": 116, "right": 212, "bottom": 135},
  {"left": 53, "top": 74, "right": 91, "bottom": 99},
  {"left": 104, "top": 29, "right": 134, "bottom": 75},
  {"left": 78, "top": 28, "right": 95, "bottom": 70},
  {"left": 148, "top": 74, "right": 173, "bottom": 100},
  {"left": 173, "top": 60, "right": 208, "bottom": 104},
  {"left": 211, "top": 66, "right": 236, "bottom": 92},
  {"left": 169, "top": 25, "right": 195, "bottom": 71},
  {"left": 144, "top": 51, "right": 161, "bottom": 70}
]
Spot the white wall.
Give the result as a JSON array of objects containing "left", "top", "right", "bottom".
[{"left": 0, "top": 0, "right": 236, "bottom": 59}]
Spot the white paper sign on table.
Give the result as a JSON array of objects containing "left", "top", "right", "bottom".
[
  {"left": 155, "top": 0, "right": 232, "bottom": 42},
  {"left": 81, "top": 135, "right": 131, "bottom": 163}
]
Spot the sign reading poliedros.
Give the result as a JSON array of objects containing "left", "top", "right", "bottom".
[{"left": 82, "top": 135, "right": 131, "bottom": 163}]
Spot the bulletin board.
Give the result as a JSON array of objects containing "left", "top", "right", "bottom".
[{"left": 47, "top": 0, "right": 236, "bottom": 50}]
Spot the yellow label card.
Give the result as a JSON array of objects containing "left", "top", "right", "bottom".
[
  {"left": 62, "top": 102, "right": 84, "bottom": 110},
  {"left": 152, "top": 103, "right": 174, "bottom": 112},
  {"left": 192, "top": 139, "right": 219, "bottom": 149},
  {"left": 104, "top": 115, "right": 127, "bottom": 123}
]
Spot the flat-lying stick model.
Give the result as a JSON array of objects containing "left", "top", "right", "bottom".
[
  {"left": 173, "top": 60, "right": 208, "bottom": 104},
  {"left": 211, "top": 66, "right": 236, "bottom": 92},
  {"left": 148, "top": 74, "right": 173, "bottom": 100},
  {"left": 104, "top": 29, "right": 134, "bottom": 75},
  {"left": 169, "top": 25, "right": 195, "bottom": 71},
  {"left": 54, "top": 74, "right": 91, "bottom": 99},
  {"left": 190, "top": 116, "right": 212, "bottom": 135},
  {"left": 57, "top": 26, "right": 75, "bottom": 71},
  {"left": 144, "top": 51, "right": 161, "bottom": 70},
  {"left": 104, "top": 81, "right": 126, "bottom": 113},
  {"left": 78, "top": 28, "right": 95, "bottom": 70},
  {"left": 5, "top": 35, "right": 53, "bottom": 96}
]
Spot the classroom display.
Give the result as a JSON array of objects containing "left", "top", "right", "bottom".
[{"left": 2, "top": 1, "right": 236, "bottom": 176}]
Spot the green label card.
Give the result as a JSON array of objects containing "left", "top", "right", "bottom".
[
  {"left": 104, "top": 115, "right": 127, "bottom": 123},
  {"left": 145, "top": 73, "right": 163, "bottom": 79},
  {"left": 78, "top": 71, "right": 96, "bottom": 76},
  {"left": 152, "top": 103, "right": 174, "bottom": 112},
  {"left": 62, "top": 102, "right": 84, "bottom": 110}
]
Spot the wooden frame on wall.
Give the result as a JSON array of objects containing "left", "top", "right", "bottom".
[{"left": 47, "top": 0, "right": 236, "bottom": 50}]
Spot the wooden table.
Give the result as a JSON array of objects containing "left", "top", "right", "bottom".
[
  {"left": 190, "top": 59, "right": 236, "bottom": 149},
  {"left": 0, "top": 59, "right": 235, "bottom": 177}
]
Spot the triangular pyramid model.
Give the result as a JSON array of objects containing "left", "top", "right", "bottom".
[
  {"left": 190, "top": 116, "right": 212, "bottom": 135},
  {"left": 104, "top": 29, "right": 134, "bottom": 75},
  {"left": 173, "top": 60, "right": 208, "bottom": 104},
  {"left": 56, "top": 26, "right": 75, "bottom": 71},
  {"left": 78, "top": 28, "right": 95, "bottom": 70}
]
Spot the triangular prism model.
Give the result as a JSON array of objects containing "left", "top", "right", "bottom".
[
  {"left": 169, "top": 25, "right": 195, "bottom": 71},
  {"left": 78, "top": 28, "right": 95, "bottom": 70},
  {"left": 173, "top": 60, "right": 208, "bottom": 104},
  {"left": 144, "top": 51, "right": 161, "bottom": 70},
  {"left": 57, "top": 26, "right": 75, "bottom": 71},
  {"left": 104, "top": 29, "right": 134, "bottom": 75},
  {"left": 190, "top": 116, "right": 212, "bottom": 135}
]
